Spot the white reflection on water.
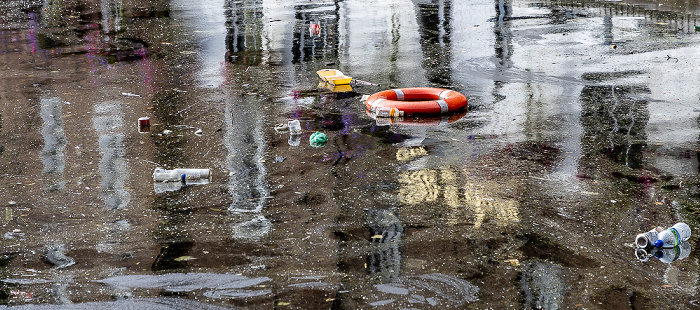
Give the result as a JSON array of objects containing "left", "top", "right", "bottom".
[
  {"left": 40, "top": 97, "right": 67, "bottom": 192},
  {"left": 172, "top": 0, "right": 273, "bottom": 240},
  {"left": 223, "top": 93, "right": 272, "bottom": 241},
  {"left": 170, "top": 0, "right": 227, "bottom": 87},
  {"left": 92, "top": 101, "right": 130, "bottom": 210},
  {"left": 97, "top": 272, "right": 272, "bottom": 297},
  {"left": 338, "top": 0, "right": 426, "bottom": 85},
  {"left": 370, "top": 273, "right": 479, "bottom": 308},
  {"left": 100, "top": 0, "right": 121, "bottom": 34},
  {"left": 92, "top": 100, "right": 131, "bottom": 254}
]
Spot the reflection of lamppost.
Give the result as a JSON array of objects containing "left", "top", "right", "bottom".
[
  {"left": 493, "top": 0, "right": 513, "bottom": 68},
  {"left": 603, "top": 7, "right": 613, "bottom": 46},
  {"left": 491, "top": 0, "right": 513, "bottom": 116}
]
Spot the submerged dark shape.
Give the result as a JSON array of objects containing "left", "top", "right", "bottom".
[{"left": 519, "top": 234, "right": 599, "bottom": 268}]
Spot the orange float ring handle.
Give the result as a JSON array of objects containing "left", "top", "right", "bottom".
[{"left": 365, "top": 87, "right": 467, "bottom": 115}]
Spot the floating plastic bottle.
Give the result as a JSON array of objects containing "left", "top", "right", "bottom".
[
  {"left": 654, "top": 222, "right": 691, "bottom": 248},
  {"left": 635, "top": 227, "right": 664, "bottom": 248},
  {"left": 375, "top": 106, "right": 404, "bottom": 118},
  {"left": 152, "top": 168, "right": 211, "bottom": 182},
  {"left": 654, "top": 241, "right": 691, "bottom": 264}
]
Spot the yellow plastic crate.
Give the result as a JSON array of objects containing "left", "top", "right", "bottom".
[{"left": 317, "top": 69, "right": 352, "bottom": 85}]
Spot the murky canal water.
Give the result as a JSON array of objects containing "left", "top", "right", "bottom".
[{"left": 2, "top": 0, "right": 700, "bottom": 309}]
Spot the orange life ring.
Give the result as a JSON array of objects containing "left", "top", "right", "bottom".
[{"left": 365, "top": 87, "right": 467, "bottom": 115}]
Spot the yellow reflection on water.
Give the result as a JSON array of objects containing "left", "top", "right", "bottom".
[
  {"left": 398, "top": 170, "right": 440, "bottom": 203},
  {"left": 397, "top": 148, "right": 519, "bottom": 228},
  {"left": 396, "top": 146, "right": 428, "bottom": 161},
  {"left": 462, "top": 182, "right": 519, "bottom": 229}
]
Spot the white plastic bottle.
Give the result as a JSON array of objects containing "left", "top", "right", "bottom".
[
  {"left": 153, "top": 168, "right": 210, "bottom": 182},
  {"left": 375, "top": 107, "right": 404, "bottom": 118},
  {"left": 635, "top": 227, "right": 664, "bottom": 248},
  {"left": 654, "top": 222, "right": 691, "bottom": 248}
]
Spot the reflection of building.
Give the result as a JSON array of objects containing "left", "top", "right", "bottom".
[
  {"left": 579, "top": 84, "right": 650, "bottom": 172},
  {"left": 292, "top": 1, "right": 339, "bottom": 63},
  {"left": 396, "top": 147, "right": 519, "bottom": 229},
  {"left": 225, "top": 0, "right": 264, "bottom": 65},
  {"left": 260, "top": 1, "right": 295, "bottom": 66},
  {"left": 225, "top": 0, "right": 340, "bottom": 65},
  {"left": 338, "top": 0, "right": 426, "bottom": 86}
]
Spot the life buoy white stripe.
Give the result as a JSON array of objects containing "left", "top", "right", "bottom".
[
  {"left": 393, "top": 89, "right": 405, "bottom": 101},
  {"left": 438, "top": 90, "right": 452, "bottom": 100}
]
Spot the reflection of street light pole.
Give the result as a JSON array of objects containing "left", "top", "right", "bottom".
[{"left": 493, "top": 0, "right": 512, "bottom": 68}]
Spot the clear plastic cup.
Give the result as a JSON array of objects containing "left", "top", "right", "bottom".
[{"left": 288, "top": 120, "right": 302, "bottom": 134}]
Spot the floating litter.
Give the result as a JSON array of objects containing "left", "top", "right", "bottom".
[{"left": 310, "top": 132, "right": 327, "bottom": 147}]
